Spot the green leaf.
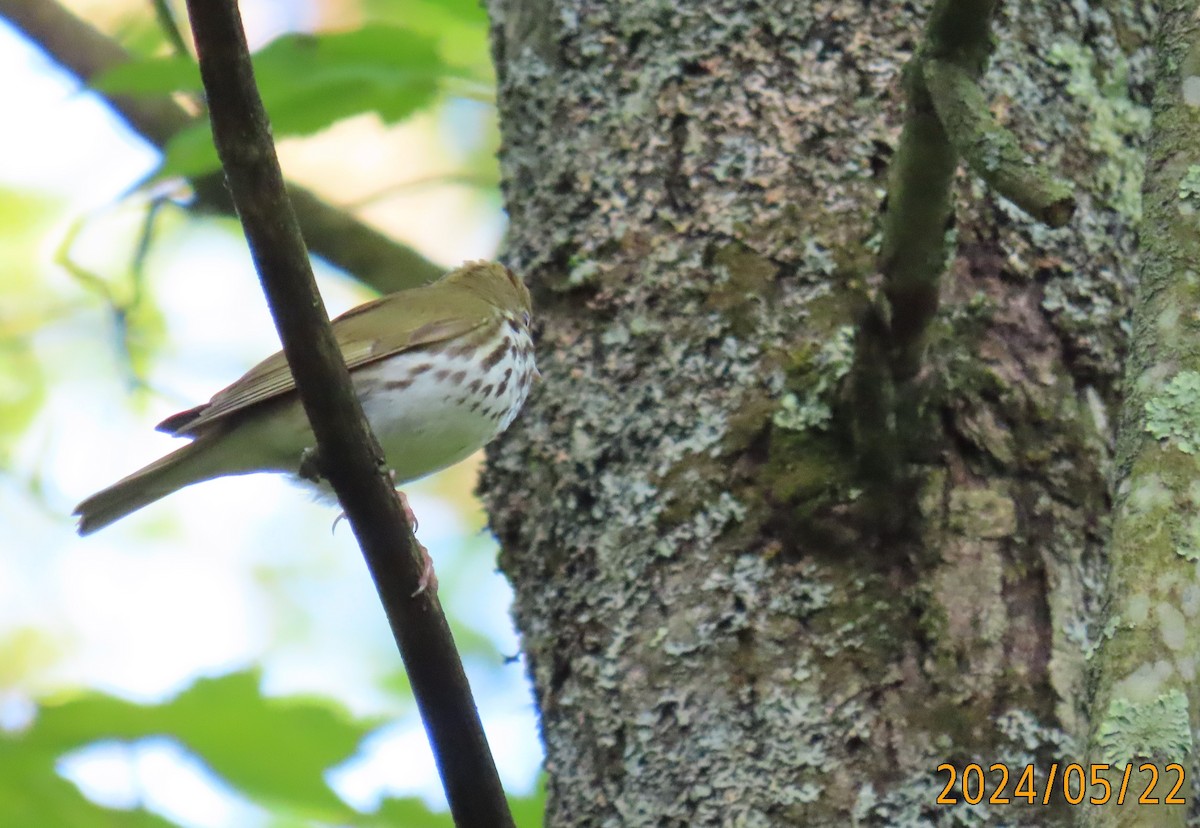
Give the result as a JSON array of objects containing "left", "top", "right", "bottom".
[
  {"left": 0, "top": 717, "right": 181, "bottom": 828},
  {"left": 4, "top": 671, "right": 375, "bottom": 820},
  {"left": 0, "top": 190, "right": 59, "bottom": 461},
  {"left": 362, "top": 797, "right": 454, "bottom": 827},
  {"left": 159, "top": 121, "right": 221, "bottom": 180},
  {"left": 150, "top": 672, "right": 371, "bottom": 814},
  {"left": 354, "top": 778, "right": 546, "bottom": 827},
  {"left": 150, "top": 24, "right": 472, "bottom": 178},
  {"left": 361, "top": 0, "right": 492, "bottom": 72},
  {"left": 107, "top": 7, "right": 182, "bottom": 61},
  {"left": 0, "top": 338, "right": 44, "bottom": 465},
  {"left": 92, "top": 56, "right": 202, "bottom": 96},
  {"left": 252, "top": 25, "right": 455, "bottom": 136},
  {"left": 0, "top": 629, "right": 59, "bottom": 688},
  {"left": 372, "top": 0, "right": 489, "bottom": 28},
  {"left": 0, "top": 761, "right": 180, "bottom": 828},
  {"left": 510, "top": 777, "right": 548, "bottom": 828}
]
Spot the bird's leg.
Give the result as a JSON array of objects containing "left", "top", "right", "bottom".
[
  {"left": 391, "top": 473, "right": 419, "bottom": 532},
  {"left": 397, "top": 491, "right": 436, "bottom": 595},
  {"left": 390, "top": 475, "right": 435, "bottom": 595},
  {"left": 303, "top": 448, "right": 349, "bottom": 534},
  {"left": 317, "top": 457, "right": 435, "bottom": 594}
]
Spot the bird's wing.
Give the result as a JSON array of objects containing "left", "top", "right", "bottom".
[{"left": 157, "top": 290, "right": 491, "bottom": 437}]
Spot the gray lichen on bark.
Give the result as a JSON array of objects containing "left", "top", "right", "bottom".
[{"left": 481, "top": 0, "right": 1152, "bottom": 823}]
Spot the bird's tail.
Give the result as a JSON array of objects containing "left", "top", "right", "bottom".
[{"left": 74, "top": 439, "right": 219, "bottom": 535}]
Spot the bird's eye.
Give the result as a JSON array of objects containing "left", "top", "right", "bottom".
[{"left": 522, "top": 311, "right": 531, "bottom": 327}]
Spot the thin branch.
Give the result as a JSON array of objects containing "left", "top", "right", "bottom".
[
  {"left": 150, "top": 0, "right": 189, "bottom": 58},
  {"left": 181, "top": 1, "right": 514, "bottom": 825},
  {"left": 347, "top": 172, "right": 500, "bottom": 209},
  {"left": 875, "top": 0, "right": 1000, "bottom": 382},
  {"left": 55, "top": 216, "right": 149, "bottom": 391},
  {"left": 874, "top": 58, "right": 958, "bottom": 383},
  {"left": 0, "top": 0, "right": 445, "bottom": 294},
  {"left": 924, "top": 58, "right": 1075, "bottom": 228},
  {"left": 846, "top": 0, "right": 1005, "bottom": 522}
]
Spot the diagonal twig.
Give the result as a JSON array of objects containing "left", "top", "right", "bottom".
[{"left": 923, "top": 58, "right": 1074, "bottom": 228}]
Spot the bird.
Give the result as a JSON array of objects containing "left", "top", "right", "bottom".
[{"left": 74, "top": 261, "right": 537, "bottom": 571}]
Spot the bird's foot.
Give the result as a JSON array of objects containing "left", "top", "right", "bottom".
[
  {"left": 411, "top": 539, "right": 438, "bottom": 596},
  {"left": 325, "top": 467, "right": 433, "bottom": 594},
  {"left": 392, "top": 488, "right": 435, "bottom": 595},
  {"left": 394, "top": 485, "right": 419, "bottom": 532}
]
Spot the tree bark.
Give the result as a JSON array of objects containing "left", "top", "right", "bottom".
[
  {"left": 482, "top": 0, "right": 1153, "bottom": 824},
  {"left": 1082, "top": 1, "right": 1200, "bottom": 825}
]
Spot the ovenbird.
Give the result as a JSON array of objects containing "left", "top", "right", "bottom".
[{"left": 75, "top": 260, "right": 536, "bottom": 535}]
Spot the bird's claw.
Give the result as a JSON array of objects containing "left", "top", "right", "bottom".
[
  {"left": 411, "top": 541, "right": 438, "bottom": 596},
  {"left": 394, "top": 488, "right": 419, "bottom": 533},
  {"left": 330, "top": 472, "right": 432, "bottom": 595},
  {"left": 388, "top": 483, "right": 431, "bottom": 595}
]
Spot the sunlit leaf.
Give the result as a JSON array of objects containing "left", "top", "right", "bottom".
[
  {"left": 0, "top": 190, "right": 59, "bottom": 461},
  {"left": 107, "top": 6, "right": 182, "bottom": 61},
  {"left": 0, "top": 628, "right": 60, "bottom": 687},
  {"left": 355, "top": 781, "right": 546, "bottom": 827},
  {"left": 252, "top": 26, "right": 457, "bottom": 135},
  {"left": 362, "top": 796, "right": 453, "bottom": 827},
  {"left": 52, "top": 203, "right": 173, "bottom": 388},
  {"left": 93, "top": 56, "right": 201, "bottom": 96},
  {"left": 0, "top": 190, "right": 57, "bottom": 307},
  {"left": 510, "top": 776, "right": 548, "bottom": 828},
  {"left": 147, "top": 24, "right": 473, "bottom": 179},
  {"left": 361, "top": 0, "right": 492, "bottom": 73},
  {"left": 153, "top": 671, "right": 370, "bottom": 813},
  {"left": 0, "top": 730, "right": 180, "bottom": 827},
  {"left": 5, "top": 671, "right": 374, "bottom": 820},
  {"left": 0, "top": 342, "right": 43, "bottom": 465}
]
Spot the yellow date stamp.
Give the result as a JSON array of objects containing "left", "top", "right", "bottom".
[{"left": 935, "top": 762, "right": 1187, "bottom": 806}]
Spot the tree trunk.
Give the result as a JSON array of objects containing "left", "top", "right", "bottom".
[{"left": 481, "top": 0, "right": 1152, "bottom": 824}]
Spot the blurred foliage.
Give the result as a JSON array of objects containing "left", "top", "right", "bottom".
[
  {"left": 0, "top": 671, "right": 545, "bottom": 826},
  {"left": 360, "top": 0, "right": 493, "bottom": 71},
  {"left": 365, "top": 776, "right": 545, "bottom": 828},
  {"left": 2, "top": 672, "right": 369, "bottom": 822},
  {"left": 95, "top": 16, "right": 491, "bottom": 179},
  {"left": 0, "top": 0, "right": 539, "bottom": 825},
  {"left": 0, "top": 628, "right": 61, "bottom": 689},
  {"left": 52, "top": 203, "right": 172, "bottom": 394},
  {"left": 0, "top": 191, "right": 56, "bottom": 466}
]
